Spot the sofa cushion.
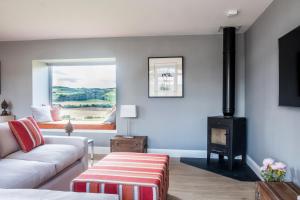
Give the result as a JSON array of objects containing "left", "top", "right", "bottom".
[
  {"left": 0, "top": 189, "right": 119, "bottom": 200},
  {"left": 0, "top": 123, "right": 20, "bottom": 158},
  {"left": 8, "top": 117, "right": 45, "bottom": 152},
  {"left": 0, "top": 159, "right": 56, "bottom": 189},
  {"left": 6, "top": 144, "right": 83, "bottom": 173}
]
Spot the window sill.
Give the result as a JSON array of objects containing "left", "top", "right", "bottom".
[
  {"left": 41, "top": 129, "right": 117, "bottom": 134},
  {"left": 37, "top": 121, "right": 116, "bottom": 131}
]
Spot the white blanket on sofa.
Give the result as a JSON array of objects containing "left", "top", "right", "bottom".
[{"left": 0, "top": 189, "right": 119, "bottom": 200}]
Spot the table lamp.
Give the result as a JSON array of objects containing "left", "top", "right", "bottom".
[{"left": 120, "top": 105, "right": 137, "bottom": 138}]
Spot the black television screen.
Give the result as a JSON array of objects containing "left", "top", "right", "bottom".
[{"left": 279, "top": 26, "right": 300, "bottom": 107}]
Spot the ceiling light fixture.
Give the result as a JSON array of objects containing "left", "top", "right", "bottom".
[{"left": 226, "top": 9, "right": 239, "bottom": 17}]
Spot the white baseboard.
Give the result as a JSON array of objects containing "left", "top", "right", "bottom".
[
  {"left": 92, "top": 147, "right": 217, "bottom": 158},
  {"left": 246, "top": 155, "right": 263, "bottom": 180},
  {"left": 148, "top": 148, "right": 208, "bottom": 158},
  {"left": 93, "top": 146, "right": 111, "bottom": 154}
]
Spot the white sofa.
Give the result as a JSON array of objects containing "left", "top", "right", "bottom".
[
  {"left": 0, "top": 123, "right": 88, "bottom": 191},
  {"left": 0, "top": 189, "right": 118, "bottom": 200}
]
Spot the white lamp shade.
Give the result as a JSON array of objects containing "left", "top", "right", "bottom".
[{"left": 120, "top": 105, "right": 137, "bottom": 118}]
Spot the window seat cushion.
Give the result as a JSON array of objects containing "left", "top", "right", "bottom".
[{"left": 37, "top": 121, "right": 116, "bottom": 130}]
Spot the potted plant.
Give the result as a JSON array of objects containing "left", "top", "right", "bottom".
[{"left": 260, "top": 158, "right": 287, "bottom": 182}]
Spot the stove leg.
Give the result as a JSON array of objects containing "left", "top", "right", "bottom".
[
  {"left": 219, "top": 154, "right": 224, "bottom": 161},
  {"left": 241, "top": 153, "right": 246, "bottom": 166},
  {"left": 207, "top": 151, "right": 211, "bottom": 165},
  {"left": 228, "top": 155, "right": 233, "bottom": 170}
]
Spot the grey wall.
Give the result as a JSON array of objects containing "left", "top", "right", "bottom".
[
  {"left": 32, "top": 60, "right": 50, "bottom": 106},
  {"left": 245, "top": 0, "right": 300, "bottom": 185},
  {"left": 0, "top": 35, "right": 245, "bottom": 149}
]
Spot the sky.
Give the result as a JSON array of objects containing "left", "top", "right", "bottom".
[{"left": 52, "top": 65, "right": 116, "bottom": 88}]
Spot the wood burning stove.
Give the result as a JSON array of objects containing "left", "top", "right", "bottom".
[
  {"left": 207, "top": 27, "right": 247, "bottom": 170},
  {"left": 207, "top": 116, "right": 246, "bottom": 170}
]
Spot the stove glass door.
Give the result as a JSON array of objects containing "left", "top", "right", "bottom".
[{"left": 211, "top": 128, "right": 227, "bottom": 145}]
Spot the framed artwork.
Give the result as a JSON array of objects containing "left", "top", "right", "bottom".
[{"left": 148, "top": 56, "right": 184, "bottom": 98}]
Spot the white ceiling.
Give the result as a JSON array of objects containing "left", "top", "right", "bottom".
[{"left": 0, "top": 0, "right": 273, "bottom": 41}]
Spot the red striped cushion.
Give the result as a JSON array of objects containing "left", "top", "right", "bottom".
[{"left": 8, "top": 117, "right": 45, "bottom": 152}]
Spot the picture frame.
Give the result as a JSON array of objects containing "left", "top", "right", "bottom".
[{"left": 148, "top": 56, "right": 184, "bottom": 98}]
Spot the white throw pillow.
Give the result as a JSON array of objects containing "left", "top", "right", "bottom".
[{"left": 31, "top": 106, "right": 53, "bottom": 122}]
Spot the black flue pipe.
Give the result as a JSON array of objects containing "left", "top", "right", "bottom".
[{"left": 223, "top": 27, "right": 236, "bottom": 117}]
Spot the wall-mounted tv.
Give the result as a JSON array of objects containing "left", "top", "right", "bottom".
[{"left": 279, "top": 26, "right": 300, "bottom": 107}]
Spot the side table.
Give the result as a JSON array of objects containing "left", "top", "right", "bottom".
[
  {"left": 0, "top": 115, "right": 15, "bottom": 122},
  {"left": 110, "top": 135, "right": 147, "bottom": 153},
  {"left": 256, "top": 181, "right": 300, "bottom": 200}
]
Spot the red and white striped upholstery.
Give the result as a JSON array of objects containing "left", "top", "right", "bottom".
[
  {"left": 71, "top": 152, "right": 169, "bottom": 200},
  {"left": 8, "top": 117, "right": 45, "bottom": 152}
]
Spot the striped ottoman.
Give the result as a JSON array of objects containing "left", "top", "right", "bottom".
[{"left": 71, "top": 152, "right": 169, "bottom": 200}]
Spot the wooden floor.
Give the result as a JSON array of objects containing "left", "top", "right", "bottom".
[
  {"left": 168, "top": 158, "right": 255, "bottom": 200},
  {"left": 93, "top": 155, "right": 255, "bottom": 200}
]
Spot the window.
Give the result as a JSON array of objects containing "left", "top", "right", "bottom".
[{"left": 50, "top": 64, "right": 116, "bottom": 122}]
